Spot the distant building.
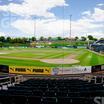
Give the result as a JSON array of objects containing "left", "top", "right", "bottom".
[{"left": 90, "top": 40, "right": 104, "bottom": 53}]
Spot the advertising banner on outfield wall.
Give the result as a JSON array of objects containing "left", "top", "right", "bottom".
[
  {"left": 9, "top": 66, "right": 91, "bottom": 75},
  {"left": 9, "top": 66, "right": 52, "bottom": 75},
  {"left": 52, "top": 66, "right": 91, "bottom": 75}
]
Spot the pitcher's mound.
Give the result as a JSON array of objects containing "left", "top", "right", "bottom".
[{"left": 41, "top": 59, "right": 79, "bottom": 64}]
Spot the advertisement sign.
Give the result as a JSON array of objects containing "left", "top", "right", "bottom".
[
  {"left": 9, "top": 66, "right": 92, "bottom": 75},
  {"left": 52, "top": 66, "right": 91, "bottom": 75},
  {"left": 9, "top": 66, "right": 52, "bottom": 75}
]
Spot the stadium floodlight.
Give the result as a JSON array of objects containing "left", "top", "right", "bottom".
[
  {"left": 34, "top": 17, "right": 37, "bottom": 42},
  {"left": 69, "top": 14, "right": 72, "bottom": 40},
  {"left": 69, "top": 14, "right": 72, "bottom": 46}
]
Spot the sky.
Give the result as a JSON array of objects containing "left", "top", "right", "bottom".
[{"left": 0, "top": 0, "right": 104, "bottom": 38}]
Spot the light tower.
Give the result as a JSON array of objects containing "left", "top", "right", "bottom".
[
  {"left": 34, "top": 17, "right": 36, "bottom": 42},
  {"left": 69, "top": 14, "right": 72, "bottom": 46},
  {"left": 30, "top": 17, "right": 37, "bottom": 48},
  {"left": 69, "top": 14, "right": 72, "bottom": 40}
]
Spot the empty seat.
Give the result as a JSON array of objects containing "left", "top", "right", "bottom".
[
  {"left": 57, "top": 97, "right": 72, "bottom": 104},
  {"left": 11, "top": 95, "right": 27, "bottom": 104},
  {"left": 0, "top": 78, "right": 104, "bottom": 104},
  {"left": 42, "top": 97, "right": 57, "bottom": 104},
  {"left": 0, "top": 95, "right": 13, "bottom": 104},
  {"left": 33, "top": 90, "right": 43, "bottom": 96},
  {"left": 27, "top": 96, "right": 42, "bottom": 104},
  {"left": 44, "top": 91, "right": 56, "bottom": 97},
  {"left": 56, "top": 91, "right": 68, "bottom": 97}
]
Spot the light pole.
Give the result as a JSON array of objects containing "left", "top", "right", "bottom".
[
  {"left": 69, "top": 15, "right": 72, "bottom": 40},
  {"left": 31, "top": 17, "right": 37, "bottom": 48},
  {"left": 69, "top": 15, "right": 72, "bottom": 46},
  {"left": 34, "top": 17, "right": 36, "bottom": 42}
]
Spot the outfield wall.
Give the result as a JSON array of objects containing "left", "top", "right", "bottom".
[
  {"left": 0, "top": 65, "right": 103, "bottom": 75},
  {"left": 0, "top": 65, "right": 91, "bottom": 75},
  {"left": 9, "top": 66, "right": 92, "bottom": 75}
]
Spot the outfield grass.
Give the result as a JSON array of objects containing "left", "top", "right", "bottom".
[
  {"left": 77, "top": 50, "right": 104, "bottom": 66},
  {"left": 0, "top": 48, "right": 103, "bottom": 67},
  {"left": 0, "top": 48, "right": 73, "bottom": 58}
]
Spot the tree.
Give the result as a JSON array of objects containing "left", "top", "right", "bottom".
[
  {"left": 57, "top": 37, "right": 63, "bottom": 40},
  {"left": 0, "top": 36, "right": 5, "bottom": 42},
  {"left": 93, "top": 38, "right": 97, "bottom": 41},
  {"left": 6, "top": 37, "right": 12, "bottom": 43},
  {"left": 22, "top": 37, "right": 28, "bottom": 43},
  {"left": 31, "top": 37, "right": 36, "bottom": 41},
  {"left": 75, "top": 36, "right": 79, "bottom": 41},
  {"left": 48, "top": 37, "right": 52, "bottom": 41},
  {"left": 40, "top": 36, "right": 45, "bottom": 41},
  {"left": 0, "top": 42, "right": 3, "bottom": 48},
  {"left": 100, "top": 38, "right": 104, "bottom": 40},
  {"left": 88, "top": 35, "right": 94, "bottom": 40},
  {"left": 16, "top": 38, "right": 22, "bottom": 43},
  {"left": 81, "top": 36, "right": 86, "bottom": 41}
]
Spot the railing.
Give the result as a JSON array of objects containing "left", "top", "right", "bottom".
[{"left": 0, "top": 75, "right": 24, "bottom": 90}]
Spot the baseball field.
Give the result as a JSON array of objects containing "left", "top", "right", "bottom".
[{"left": 0, "top": 48, "right": 104, "bottom": 67}]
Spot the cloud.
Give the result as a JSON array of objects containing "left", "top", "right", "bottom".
[
  {"left": 82, "top": 11, "right": 91, "bottom": 16},
  {"left": 12, "top": 17, "right": 104, "bottom": 38},
  {"left": 12, "top": 19, "right": 66, "bottom": 37},
  {"left": 11, "top": 5, "right": 104, "bottom": 38},
  {"left": 0, "top": 0, "right": 67, "bottom": 18},
  {"left": 0, "top": 0, "right": 103, "bottom": 38},
  {"left": 86, "top": 31, "right": 104, "bottom": 38},
  {"left": 82, "top": 8, "right": 104, "bottom": 22},
  {"left": 0, "top": 32, "right": 5, "bottom": 36},
  {"left": 91, "top": 8, "right": 104, "bottom": 22},
  {"left": 97, "top": 3, "right": 104, "bottom": 6}
]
